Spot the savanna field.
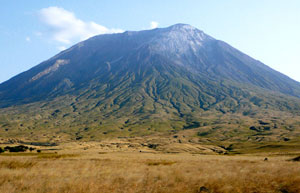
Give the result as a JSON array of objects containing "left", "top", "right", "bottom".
[{"left": 0, "top": 145, "right": 300, "bottom": 193}]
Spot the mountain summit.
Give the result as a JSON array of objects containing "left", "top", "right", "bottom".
[{"left": 0, "top": 24, "right": 300, "bottom": 141}]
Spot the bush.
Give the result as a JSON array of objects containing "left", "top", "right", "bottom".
[
  {"left": 4, "top": 145, "right": 29, "bottom": 152},
  {"left": 289, "top": 156, "right": 300, "bottom": 162},
  {"left": 0, "top": 148, "right": 4, "bottom": 153},
  {"left": 197, "top": 131, "right": 209, "bottom": 137},
  {"left": 29, "top": 147, "right": 35, "bottom": 152}
]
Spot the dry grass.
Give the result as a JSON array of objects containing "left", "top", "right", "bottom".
[
  {"left": 0, "top": 152, "right": 299, "bottom": 193},
  {"left": 37, "top": 153, "right": 78, "bottom": 159},
  {"left": 146, "top": 160, "right": 176, "bottom": 166},
  {"left": 0, "top": 160, "right": 36, "bottom": 169},
  {"left": 0, "top": 153, "right": 40, "bottom": 157}
]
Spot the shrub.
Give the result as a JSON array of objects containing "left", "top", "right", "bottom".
[
  {"left": 289, "top": 156, "right": 300, "bottom": 162},
  {"left": 197, "top": 131, "right": 209, "bottom": 137},
  {"left": 29, "top": 147, "right": 35, "bottom": 152},
  {"left": 4, "top": 145, "right": 29, "bottom": 152}
]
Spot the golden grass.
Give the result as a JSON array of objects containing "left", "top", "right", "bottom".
[
  {"left": 0, "top": 160, "right": 36, "bottom": 169},
  {"left": 37, "top": 153, "right": 78, "bottom": 159},
  {"left": 0, "top": 152, "right": 41, "bottom": 157},
  {"left": 146, "top": 160, "right": 176, "bottom": 166},
  {"left": 0, "top": 152, "right": 299, "bottom": 193}
]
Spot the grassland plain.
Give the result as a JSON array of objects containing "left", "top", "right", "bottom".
[{"left": 0, "top": 144, "right": 300, "bottom": 193}]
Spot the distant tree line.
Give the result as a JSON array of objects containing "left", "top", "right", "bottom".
[{"left": 0, "top": 145, "right": 37, "bottom": 153}]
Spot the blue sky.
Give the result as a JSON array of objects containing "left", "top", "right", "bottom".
[{"left": 1, "top": 0, "right": 300, "bottom": 83}]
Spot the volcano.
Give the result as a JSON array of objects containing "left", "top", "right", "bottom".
[{"left": 0, "top": 24, "right": 299, "bottom": 141}]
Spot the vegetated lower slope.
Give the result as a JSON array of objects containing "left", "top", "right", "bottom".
[{"left": 0, "top": 24, "right": 300, "bottom": 143}]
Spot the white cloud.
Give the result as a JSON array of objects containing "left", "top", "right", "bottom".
[
  {"left": 38, "top": 7, "right": 123, "bottom": 45},
  {"left": 25, "top": 37, "right": 31, "bottom": 42},
  {"left": 150, "top": 21, "right": 159, "bottom": 29}
]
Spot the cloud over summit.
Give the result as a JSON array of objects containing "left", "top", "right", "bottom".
[{"left": 39, "top": 7, "right": 123, "bottom": 45}]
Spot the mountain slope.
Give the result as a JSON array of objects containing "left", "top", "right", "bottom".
[
  {"left": 0, "top": 24, "right": 299, "bottom": 106},
  {"left": 0, "top": 24, "right": 300, "bottom": 142}
]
